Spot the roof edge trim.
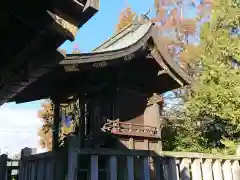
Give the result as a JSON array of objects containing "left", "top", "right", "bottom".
[{"left": 150, "top": 26, "right": 192, "bottom": 85}]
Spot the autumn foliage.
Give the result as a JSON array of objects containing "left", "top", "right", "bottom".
[
  {"left": 115, "top": 7, "right": 136, "bottom": 33},
  {"left": 151, "top": 0, "right": 213, "bottom": 73},
  {"left": 38, "top": 103, "right": 53, "bottom": 150}
]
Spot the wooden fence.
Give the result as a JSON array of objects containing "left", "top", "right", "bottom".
[
  {"left": 0, "top": 154, "right": 20, "bottom": 180},
  {"left": 74, "top": 148, "right": 240, "bottom": 180},
  {"left": 19, "top": 147, "right": 67, "bottom": 180},
  {"left": 10, "top": 136, "right": 240, "bottom": 180}
]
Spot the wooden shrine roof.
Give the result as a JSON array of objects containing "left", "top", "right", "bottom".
[
  {"left": 0, "top": 0, "right": 99, "bottom": 105},
  {"left": 5, "top": 15, "right": 192, "bottom": 105}
]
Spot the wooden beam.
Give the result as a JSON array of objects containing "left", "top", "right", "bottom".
[{"left": 47, "top": 10, "right": 78, "bottom": 41}]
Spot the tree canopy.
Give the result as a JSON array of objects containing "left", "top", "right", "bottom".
[
  {"left": 182, "top": 0, "right": 240, "bottom": 154},
  {"left": 158, "top": 0, "right": 240, "bottom": 154}
]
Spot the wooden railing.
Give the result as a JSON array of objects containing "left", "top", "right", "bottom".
[
  {"left": 102, "top": 119, "right": 159, "bottom": 138},
  {"left": 75, "top": 148, "right": 240, "bottom": 180},
  {"left": 19, "top": 148, "right": 67, "bottom": 180}
]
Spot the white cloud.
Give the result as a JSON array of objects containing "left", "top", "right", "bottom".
[{"left": 0, "top": 103, "right": 46, "bottom": 154}]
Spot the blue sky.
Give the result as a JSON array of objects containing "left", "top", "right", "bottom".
[{"left": 0, "top": 0, "right": 199, "bottom": 154}]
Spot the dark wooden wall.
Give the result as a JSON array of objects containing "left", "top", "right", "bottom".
[
  {"left": 82, "top": 87, "right": 151, "bottom": 148},
  {"left": 86, "top": 88, "right": 147, "bottom": 135},
  {"left": 115, "top": 89, "right": 147, "bottom": 124}
]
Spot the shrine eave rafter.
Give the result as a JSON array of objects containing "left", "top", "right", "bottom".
[{"left": 0, "top": 0, "right": 99, "bottom": 106}]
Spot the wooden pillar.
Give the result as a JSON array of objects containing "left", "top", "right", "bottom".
[
  {"left": 144, "top": 93, "right": 163, "bottom": 150},
  {"left": 67, "top": 136, "right": 80, "bottom": 180},
  {"left": 0, "top": 154, "right": 8, "bottom": 180},
  {"left": 144, "top": 103, "right": 161, "bottom": 127},
  {"left": 78, "top": 94, "right": 86, "bottom": 148},
  {"left": 19, "top": 148, "right": 36, "bottom": 180},
  {"left": 52, "top": 100, "right": 61, "bottom": 151}
]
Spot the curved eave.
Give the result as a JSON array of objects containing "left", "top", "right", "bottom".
[
  {"left": 61, "top": 22, "right": 153, "bottom": 68},
  {"left": 61, "top": 22, "right": 192, "bottom": 86},
  {"left": 150, "top": 27, "right": 192, "bottom": 86}
]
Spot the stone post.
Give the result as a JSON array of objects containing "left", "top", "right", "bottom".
[{"left": 236, "top": 145, "right": 240, "bottom": 156}]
